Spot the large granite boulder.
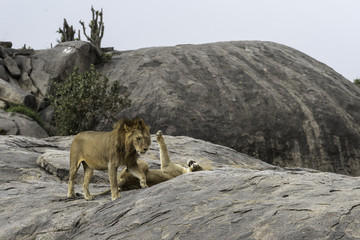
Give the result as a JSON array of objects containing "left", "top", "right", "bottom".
[
  {"left": 1, "top": 135, "right": 360, "bottom": 239},
  {"left": 97, "top": 41, "right": 360, "bottom": 175},
  {"left": 30, "top": 41, "right": 101, "bottom": 97}
]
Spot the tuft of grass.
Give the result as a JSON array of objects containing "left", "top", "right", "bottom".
[{"left": 6, "top": 104, "right": 43, "bottom": 127}]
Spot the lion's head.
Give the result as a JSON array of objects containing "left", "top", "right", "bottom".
[{"left": 115, "top": 118, "right": 151, "bottom": 156}]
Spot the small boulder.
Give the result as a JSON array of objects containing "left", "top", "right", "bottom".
[
  {"left": 0, "top": 41, "right": 12, "bottom": 48},
  {"left": 0, "top": 78, "right": 37, "bottom": 109},
  {"left": 0, "top": 45, "right": 8, "bottom": 59},
  {"left": 0, "top": 65, "right": 9, "bottom": 82},
  {"left": 0, "top": 115, "right": 18, "bottom": 135},
  {"left": 18, "top": 72, "right": 39, "bottom": 95},
  {"left": 4, "top": 56, "right": 21, "bottom": 78},
  {"left": 14, "top": 55, "right": 32, "bottom": 74},
  {"left": 29, "top": 69, "right": 51, "bottom": 97},
  {"left": 0, "top": 110, "right": 48, "bottom": 138}
]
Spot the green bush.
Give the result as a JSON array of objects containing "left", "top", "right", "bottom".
[
  {"left": 354, "top": 79, "right": 360, "bottom": 88},
  {"left": 49, "top": 64, "right": 130, "bottom": 136},
  {"left": 6, "top": 104, "right": 43, "bottom": 127}
]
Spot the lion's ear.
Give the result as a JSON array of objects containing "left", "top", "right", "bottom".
[
  {"left": 113, "top": 121, "right": 121, "bottom": 130},
  {"left": 145, "top": 125, "right": 150, "bottom": 133},
  {"left": 124, "top": 124, "right": 132, "bottom": 132}
]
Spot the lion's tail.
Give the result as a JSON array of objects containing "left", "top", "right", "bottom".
[{"left": 92, "top": 189, "right": 111, "bottom": 197}]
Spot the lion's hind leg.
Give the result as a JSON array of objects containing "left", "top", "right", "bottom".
[
  {"left": 145, "top": 169, "right": 172, "bottom": 186},
  {"left": 82, "top": 162, "right": 94, "bottom": 200},
  {"left": 67, "top": 155, "right": 81, "bottom": 199}
]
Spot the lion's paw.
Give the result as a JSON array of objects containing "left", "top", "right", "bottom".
[
  {"left": 156, "top": 130, "right": 164, "bottom": 143},
  {"left": 140, "top": 181, "right": 148, "bottom": 188},
  {"left": 187, "top": 159, "right": 203, "bottom": 172},
  {"left": 84, "top": 194, "right": 95, "bottom": 201},
  {"left": 111, "top": 192, "right": 122, "bottom": 201}
]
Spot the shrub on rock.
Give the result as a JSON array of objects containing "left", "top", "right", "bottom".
[{"left": 49, "top": 64, "right": 130, "bottom": 135}]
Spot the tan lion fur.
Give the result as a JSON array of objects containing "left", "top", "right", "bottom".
[{"left": 67, "top": 117, "right": 151, "bottom": 201}]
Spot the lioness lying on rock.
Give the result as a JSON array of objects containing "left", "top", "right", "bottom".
[
  {"left": 67, "top": 117, "right": 151, "bottom": 201},
  {"left": 118, "top": 130, "right": 204, "bottom": 189},
  {"left": 95, "top": 130, "right": 205, "bottom": 196}
]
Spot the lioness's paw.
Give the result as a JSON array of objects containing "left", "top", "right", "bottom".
[
  {"left": 156, "top": 130, "right": 164, "bottom": 142},
  {"left": 187, "top": 159, "right": 196, "bottom": 167},
  {"left": 187, "top": 159, "right": 203, "bottom": 172},
  {"left": 140, "top": 181, "right": 148, "bottom": 188}
]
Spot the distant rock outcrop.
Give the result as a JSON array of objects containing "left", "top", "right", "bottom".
[
  {"left": 0, "top": 41, "right": 100, "bottom": 137},
  {"left": 97, "top": 41, "right": 360, "bottom": 175},
  {"left": 1, "top": 134, "right": 360, "bottom": 239}
]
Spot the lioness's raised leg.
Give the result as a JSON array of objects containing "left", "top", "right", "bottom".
[
  {"left": 82, "top": 162, "right": 94, "bottom": 200},
  {"left": 156, "top": 130, "right": 170, "bottom": 169},
  {"left": 156, "top": 130, "right": 203, "bottom": 175}
]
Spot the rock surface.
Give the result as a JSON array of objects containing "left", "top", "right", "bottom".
[
  {"left": 1, "top": 40, "right": 360, "bottom": 175},
  {"left": 0, "top": 110, "right": 48, "bottom": 138},
  {"left": 97, "top": 41, "right": 360, "bottom": 175},
  {"left": 1, "top": 134, "right": 360, "bottom": 239},
  {"left": 3, "top": 56, "right": 21, "bottom": 78},
  {"left": 0, "top": 78, "right": 37, "bottom": 109},
  {"left": 30, "top": 41, "right": 100, "bottom": 97}
]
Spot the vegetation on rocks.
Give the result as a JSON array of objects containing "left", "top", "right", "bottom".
[
  {"left": 354, "top": 78, "right": 360, "bottom": 88},
  {"left": 79, "top": 6, "right": 104, "bottom": 53},
  {"left": 6, "top": 104, "right": 43, "bottom": 127},
  {"left": 57, "top": 18, "right": 80, "bottom": 43},
  {"left": 49, "top": 64, "right": 130, "bottom": 135},
  {"left": 57, "top": 6, "right": 110, "bottom": 61}
]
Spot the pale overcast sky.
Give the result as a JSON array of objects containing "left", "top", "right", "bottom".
[{"left": 1, "top": 0, "right": 359, "bottom": 80}]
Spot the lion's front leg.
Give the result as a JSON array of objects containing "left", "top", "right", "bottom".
[
  {"left": 127, "top": 163, "right": 148, "bottom": 188},
  {"left": 108, "top": 162, "right": 121, "bottom": 201}
]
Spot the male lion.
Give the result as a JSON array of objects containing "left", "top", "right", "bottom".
[
  {"left": 67, "top": 117, "right": 151, "bottom": 201},
  {"left": 95, "top": 130, "right": 205, "bottom": 195}
]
